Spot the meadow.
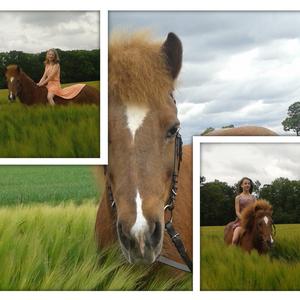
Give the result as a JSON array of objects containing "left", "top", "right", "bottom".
[
  {"left": 0, "top": 81, "right": 100, "bottom": 158},
  {"left": 201, "top": 225, "right": 300, "bottom": 290},
  {"left": 0, "top": 166, "right": 191, "bottom": 291}
]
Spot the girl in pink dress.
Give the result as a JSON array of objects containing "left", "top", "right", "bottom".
[
  {"left": 37, "top": 49, "right": 85, "bottom": 105},
  {"left": 232, "top": 177, "right": 256, "bottom": 244}
]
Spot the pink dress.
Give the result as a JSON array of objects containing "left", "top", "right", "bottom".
[
  {"left": 45, "top": 64, "right": 85, "bottom": 99},
  {"left": 232, "top": 194, "right": 256, "bottom": 229}
]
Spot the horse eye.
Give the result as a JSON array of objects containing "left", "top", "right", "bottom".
[{"left": 166, "top": 124, "right": 180, "bottom": 139}]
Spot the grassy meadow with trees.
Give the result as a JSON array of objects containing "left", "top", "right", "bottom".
[
  {"left": 0, "top": 49, "right": 100, "bottom": 158},
  {"left": 201, "top": 177, "right": 300, "bottom": 290},
  {"left": 0, "top": 166, "right": 191, "bottom": 291}
]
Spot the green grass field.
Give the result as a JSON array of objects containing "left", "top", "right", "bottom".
[
  {"left": 201, "top": 225, "right": 300, "bottom": 290},
  {"left": 0, "top": 166, "right": 100, "bottom": 206},
  {"left": 0, "top": 166, "right": 191, "bottom": 291},
  {"left": 0, "top": 81, "right": 100, "bottom": 158}
]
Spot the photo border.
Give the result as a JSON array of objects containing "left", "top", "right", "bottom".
[
  {"left": 194, "top": 136, "right": 300, "bottom": 298},
  {"left": 0, "top": 9, "right": 107, "bottom": 165}
]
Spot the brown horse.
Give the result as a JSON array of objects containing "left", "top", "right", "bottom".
[
  {"left": 4, "top": 64, "right": 99, "bottom": 105},
  {"left": 206, "top": 126, "right": 277, "bottom": 136},
  {"left": 95, "top": 32, "right": 192, "bottom": 269},
  {"left": 224, "top": 200, "right": 275, "bottom": 254}
]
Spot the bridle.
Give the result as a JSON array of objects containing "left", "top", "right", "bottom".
[{"left": 104, "top": 104, "right": 193, "bottom": 273}]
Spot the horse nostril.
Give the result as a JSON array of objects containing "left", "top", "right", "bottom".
[
  {"left": 117, "top": 221, "right": 131, "bottom": 250},
  {"left": 150, "top": 221, "right": 162, "bottom": 248}
]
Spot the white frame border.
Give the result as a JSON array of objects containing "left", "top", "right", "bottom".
[
  {"left": 193, "top": 135, "right": 300, "bottom": 297},
  {"left": 0, "top": 9, "right": 107, "bottom": 165}
]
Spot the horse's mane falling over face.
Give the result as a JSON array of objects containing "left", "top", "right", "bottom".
[
  {"left": 109, "top": 31, "right": 179, "bottom": 107},
  {"left": 240, "top": 199, "right": 274, "bottom": 253},
  {"left": 104, "top": 31, "right": 183, "bottom": 264}
]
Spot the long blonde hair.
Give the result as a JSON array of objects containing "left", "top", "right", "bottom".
[{"left": 44, "top": 48, "right": 60, "bottom": 65}]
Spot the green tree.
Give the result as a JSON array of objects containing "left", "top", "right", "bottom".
[
  {"left": 282, "top": 102, "right": 300, "bottom": 135},
  {"left": 201, "top": 127, "right": 214, "bottom": 135}
]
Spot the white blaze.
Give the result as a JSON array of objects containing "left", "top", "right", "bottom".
[
  {"left": 130, "top": 191, "right": 149, "bottom": 239},
  {"left": 125, "top": 104, "right": 149, "bottom": 140},
  {"left": 264, "top": 216, "right": 269, "bottom": 224},
  {"left": 10, "top": 77, "right": 14, "bottom": 83},
  {"left": 270, "top": 235, "right": 274, "bottom": 244}
]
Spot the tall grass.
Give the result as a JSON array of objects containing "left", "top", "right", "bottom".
[
  {"left": 201, "top": 225, "right": 300, "bottom": 290},
  {"left": 0, "top": 166, "right": 100, "bottom": 206},
  {"left": 0, "top": 81, "right": 100, "bottom": 158},
  {"left": 0, "top": 203, "right": 191, "bottom": 291}
]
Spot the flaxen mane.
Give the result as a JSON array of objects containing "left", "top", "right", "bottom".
[
  {"left": 241, "top": 199, "right": 273, "bottom": 231},
  {"left": 109, "top": 31, "right": 175, "bottom": 106}
]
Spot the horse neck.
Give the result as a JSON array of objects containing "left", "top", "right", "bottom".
[
  {"left": 162, "top": 144, "right": 192, "bottom": 260},
  {"left": 19, "top": 72, "right": 43, "bottom": 104}
]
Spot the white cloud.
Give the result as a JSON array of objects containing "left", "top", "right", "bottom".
[
  {"left": 201, "top": 144, "right": 300, "bottom": 185},
  {"left": 0, "top": 12, "right": 100, "bottom": 53},
  {"left": 110, "top": 12, "right": 300, "bottom": 141}
]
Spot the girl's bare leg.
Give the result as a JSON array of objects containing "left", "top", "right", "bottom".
[
  {"left": 47, "top": 92, "right": 55, "bottom": 106},
  {"left": 232, "top": 226, "right": 241, "bottom": 245}
]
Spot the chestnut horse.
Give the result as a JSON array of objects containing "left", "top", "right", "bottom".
[
  {"left": 224, "top": 200, "right": 275, "bottom": 254},
  {"left": 206, "top": 126, "right": 277, "bottom": 136},
  {"left": 4, "top": 65, "right": 99, "bottom": 105},
  {"left": 95, "top": 32, "right": 192, "bottom": 271}
]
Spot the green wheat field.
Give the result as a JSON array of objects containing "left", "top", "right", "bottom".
[
  {"left": 0, "top": 81, "right": 100, "bottom": 158},
  {"left": 201, "top": 225, "right": 300, "bottom": 290},
  {"left": 0, "top": 166, "right": 191, "bottom": 291}
]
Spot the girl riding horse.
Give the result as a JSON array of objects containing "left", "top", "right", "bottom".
[
  {"left": 37, "top": 49, "right": 86, "bottom": 105},
  {"left": 232, "top": 177, "right": 256, "bottom": 245}
]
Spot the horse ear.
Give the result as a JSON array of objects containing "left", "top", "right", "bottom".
[
  {"left": 17, "top": 65, "right": 21, "bottom": 73},
  {"left": 161, "top": 32, "right": 182, "bottom": 79}
]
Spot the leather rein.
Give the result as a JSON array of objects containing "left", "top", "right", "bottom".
[{"left": 105, "top": 130, "right": 193, "bottom": 273}]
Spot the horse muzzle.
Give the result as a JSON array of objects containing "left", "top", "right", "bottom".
[
  {"left": 8, "top": 92, "right": 16, "bottom": 102},
  {"left": 117, "top": 220, "right": 163, "bottom": 264}
]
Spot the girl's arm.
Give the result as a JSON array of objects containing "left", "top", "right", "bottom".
[
  {"left": 37, "top": 67, "right": 47, "bottom": 85},
  {"left": 235, "top": 196, "right": 242, "bottom": 219}
]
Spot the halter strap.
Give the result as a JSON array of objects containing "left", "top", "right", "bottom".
[{"left": 104, "top": 130, "right": 193, "bottom": 273}]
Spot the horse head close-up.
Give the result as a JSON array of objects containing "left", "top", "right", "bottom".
[
  {"left": 95, "top": 32, "right": 192, "bottom": 271},
  {"left": 225, "top": 199, "right": 275, "bottom": 254}
]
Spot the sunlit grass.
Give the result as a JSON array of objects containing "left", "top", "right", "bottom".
[
  {"left": 0, "top": 81, "right": 100, "bottom": 158},
  {"left": 201, "top": 224, "right": 300, "bottom": 290},
  {"left": 0, "top": 203, "right": 191, "bottom": 291}
]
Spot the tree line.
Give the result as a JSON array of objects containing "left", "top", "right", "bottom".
[
  {"left": 0, "top": 49, "right": 100, "bottom": 89},
  {"left": 200, "top": 177, "right": 300, "bottom": 226}
]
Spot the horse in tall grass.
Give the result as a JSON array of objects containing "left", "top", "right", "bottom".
[
  {"left": 95, "top": 32, "right": 192, "bottom": 271},
  {"left": 224, "top": 200, "right": 275, "bottom": 254},
  {"left": 4, "top": 65, "right": 99, "bottom": 105}
]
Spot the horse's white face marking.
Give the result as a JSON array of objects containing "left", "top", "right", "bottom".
[
  {"left": 125, "top": 104, "right": 149, "bottom": 140},
  {"left": 270, "top": 235, "right": 274, "bottom": 244},
  {"left": 10, "top": 77, "right": 14, "bottom": 83},
  {"left": 9, "top": 91, "right": 12, "bottom": 99},
  {"left": 130, "top": 190, "right": 149, "bottom": 249},
  {"left": 264, "top": 216, "right": 269, "bottom": 224}
]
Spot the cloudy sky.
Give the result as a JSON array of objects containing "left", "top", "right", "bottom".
[
  {"left": 110, "top": 11, "right": 300, "bottom": 143},
  {"left": 0, "top": 11, "right": 99, "bottom": 53},
  {"left": 200, "top": 143, "right": 300, "bottom": 185}
]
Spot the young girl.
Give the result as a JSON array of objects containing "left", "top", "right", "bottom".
[
  {"left": 37, "top": 49, "right": 85, "bottom": 105},
  {"left": 232, "top": 177, "right": 256, "bottom": 245}
]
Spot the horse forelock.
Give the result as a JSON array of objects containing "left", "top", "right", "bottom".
[
  {"left": 109, "top": 31, "right": 175, "bottom": 107},
  {"left": 241, "top": 199, "right": 273, "bottom": 230}
]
